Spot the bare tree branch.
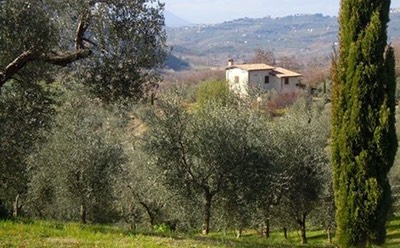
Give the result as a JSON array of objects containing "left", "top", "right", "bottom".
[
  {"left": 75, "top": 10, "right": 91, "bottom": 50},
  {"left": 0, "top": 50, "right": 35, "bottom": 88},
  {"left": 0, "top": 49, "right": 92, "bottom": 88},
  {"left": 0, "top": 5, "right": 94, "bottom": 89},
  {"left": 40, "top": 49, "right": 92, "bottom": 67},
  {"left": 82, "top": 37, "right": 98, "bottom": 48}
]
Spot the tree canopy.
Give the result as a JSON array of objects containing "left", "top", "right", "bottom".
[{"left": 0, "top": 0, "right": 166, "bottom": 101}]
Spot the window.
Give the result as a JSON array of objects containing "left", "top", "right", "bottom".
[
  {"left": 234, "top": 76, "right": 239, "bottom": 83},
  {"left": 284, "top": 77, "right": 289, "bottom": 85},
  {"left": 264, "top": 76, "right": 269, "bottom": 84}
]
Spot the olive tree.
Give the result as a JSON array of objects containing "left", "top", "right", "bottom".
[
  {"left": 115, "top": 147, "right": 177, "bottom": 230},
  {"left": 0, "top": 81, "right": 56, "bottom": 217},
  {"left": 27, "top": 84, "right": 127, "bottom": 223},
  {"left": 270, "top": 100, "right": 330, "bottom": 244},
  {"left": 140, "top": 89, "right": 274, "bottom": 234},
  {"left": 0, "top": 0, "right": 166, "bottom": 101},
  {"left": 1, "top": 0, "right": 165, "bottom": 220}
]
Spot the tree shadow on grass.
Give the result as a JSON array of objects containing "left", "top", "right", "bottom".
[
  {"left": 132, "top": 231, "right": 294, "bottom": 248},
  {"left": 386, "top": 230, "right": 400, "bottom": 244},
  {"left": 129, "top": 230, "right": 185, "bottom": 240},
  {"left": 388, "top": 223, "right": 400, "bottom": 231},
  {"left": 192, "top": 235, "right": 335, "bottom": 248},
  {"left": 307, "top": 233, "right": 327, "bottom": 241},
  {"left": 192, "top": 235, "right": 289, "bottom": 248},
  {"left": 130, "top": 230, "right": 336, "bottom": 247}
]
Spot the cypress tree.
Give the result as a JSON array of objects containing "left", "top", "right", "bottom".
[{"left": 331, "top": 0, "right": 397, "bottom": 247}]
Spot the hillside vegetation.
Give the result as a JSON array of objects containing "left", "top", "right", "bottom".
[
  {"left": 166, "top": 11, "right": 400, "bottom": 67},
  {"left": 2, "top": 2, "right": 400, "bottom": 247}
]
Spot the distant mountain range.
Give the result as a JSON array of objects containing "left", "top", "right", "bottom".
[
  {"left": 165, "top": 11, "right": 400, "bottom": 69},
  {"left": 165, "top": 11, "right": 193, "bottom": 28}
]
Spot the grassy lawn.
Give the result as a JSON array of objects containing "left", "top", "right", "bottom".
[
  {"left": 1, "top": 217, "right": 400, "bottom": 247},
  {"left": 381, "top": 216, "right": 400, "bottom": 248}
]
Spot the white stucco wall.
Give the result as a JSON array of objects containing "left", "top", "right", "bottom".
[
  {"left": 226, "top": 68, "right": 249, "bottom": 95},
  {"left": 248, "top": 70, "right": 274, "bottom": 90},
  {"left": 226, "top": 68, "right": 300, "bottom": 94},
  {"left": 270, "top": 76, "right": 300, "bottom": 92}
]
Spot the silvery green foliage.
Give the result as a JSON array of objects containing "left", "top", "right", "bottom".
[
  {"left": 268, "top": 99, "right": 330, "bottom": 243},
  {"left": 0, "top": 0, "right": 166, "bottom": 101},
  {"left": 27, "top": 84, "right": 127, "bottom": 223},
  {"left": 81, "top": 0, "right": 166, "bottom": 102},
  {"left": 0, "top": 81, "right": 56, "bottom": 215},
  {"left": 140, "top": 88, "right": 276, "bottom": 233}
]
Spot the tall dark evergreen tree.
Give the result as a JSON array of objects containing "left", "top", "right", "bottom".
[{"left": 331, "top": 0, "right": 397, "bottom": 247}]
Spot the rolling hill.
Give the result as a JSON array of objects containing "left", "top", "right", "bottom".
[{"left": 166, "top": 10, "right": 400, "bottom": 69}]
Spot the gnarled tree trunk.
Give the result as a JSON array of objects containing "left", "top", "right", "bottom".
[
  {"left": 80, "top": 203, "right": 87, "bottom": 224},
  {"left": 327, "top": 225, "right": 332, "bottom": 243},
  {"left": 265, "top": 218, "right": 270, "bottom": 238},
  {"left": 139, "top": 201, "right": 156, "bottom": 226},
  {"left": 299, "top": 213, "right": 307, "bottom": 244},
  {"left": 202, "top": 190, "right": 213, "bottom": 235},
  {"left": 13, "top": 194, "right": 21, "bottom": 217}
]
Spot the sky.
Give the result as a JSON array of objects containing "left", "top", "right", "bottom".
[{"left": 163, "top": 0, "right": 400, "bottom": 24}]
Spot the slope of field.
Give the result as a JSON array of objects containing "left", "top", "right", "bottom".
[{"left": 2, "top": 217, "right": 400, "bottom": 247}]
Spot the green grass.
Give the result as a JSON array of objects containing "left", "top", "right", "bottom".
[
  {"left": 381, "top": 216, "right": 400, "bottom": 248},
  {"left": 1, "top": 217, "right": 400, "bottom": 247}
]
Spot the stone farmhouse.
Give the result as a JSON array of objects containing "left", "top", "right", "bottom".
[{"left": 225, "top": 59, "right": 302, "bottom": 95}]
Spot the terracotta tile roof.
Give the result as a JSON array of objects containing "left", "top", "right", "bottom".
[
  {"left": 227, "top": 63, "right": 275, "bottom": 71},
  {"left": 226, "top": 63, "right": 301, "bottom": 78},
  {"left": 271, "top": 67, "right": 302, "bottom": 78}
]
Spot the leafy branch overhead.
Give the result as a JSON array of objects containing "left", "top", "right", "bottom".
[{"left": 0, "top": 0, "right": 166, "bottom": 101}]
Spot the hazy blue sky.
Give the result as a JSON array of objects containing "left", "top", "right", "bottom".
[{"left": 163, "top": 0, "right": 400, "bottom": 24}]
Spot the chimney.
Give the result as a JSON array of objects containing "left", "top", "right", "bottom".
[{"left": 228, "top": 59, "right": 234, "bottom": 66}]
